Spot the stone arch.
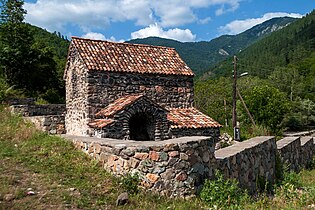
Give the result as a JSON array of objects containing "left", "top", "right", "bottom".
[{"left": 119, "top": 97, "right": 169, "bottom": 141}]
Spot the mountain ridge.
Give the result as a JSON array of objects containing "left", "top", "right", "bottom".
[{"left": 127, "top": 16, "right": 297, "bottom": 75}]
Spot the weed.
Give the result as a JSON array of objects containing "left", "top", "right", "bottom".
[
  {"left": 200, "top": 170, "right": 250, "bottom": 209},
  {"left": 118, "top": 173, "right": 140, "bottom": 195}
]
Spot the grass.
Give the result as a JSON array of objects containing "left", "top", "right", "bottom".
[{"left": 0, "top": 105, "right": 315, "bottom": 209}]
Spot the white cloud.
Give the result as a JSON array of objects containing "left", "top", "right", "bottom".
[
  {"left": 82, "top": 32, "right": 124, "bottom": 42},
  {"left": 24, "top": 0, "right": 153, "bottom": 33},
  {"left": 198, "top": 17, "right": 212, "bottom": 24},
  {"left": 24, "top": 0, "right": 241, "bottom": 34},
  {"left": 131, "top": 24, "right": 196, "bottom": 42},
  {"left": 219, "top": 12, "right": 303, "bottom": 35},
  {"left": 215, "top": 0, "right": 239, "bottom": 16},
  {"left": 82, "top": 32, "right": 106, "bottom": 40}
]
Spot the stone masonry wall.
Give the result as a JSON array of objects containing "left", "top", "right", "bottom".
[
  {"left": 276, "top": 137, "right": 301, "bottom": 172},
  {"left": 171, "top": 127, "right": 220, "bottom": 140},
  {"left": 64, "top": 134, "right": 315, "bottom": 197},
  {"left": 300, "top": 136, "right": 314, "bottom": 168},
  {"left": 215, "top": 136, "right": 277, "bottom": 194},
  {"left": 10, "top": 104, "right": 65, "bottom": 117},
  {"left": 69, "top": 135, "right": 216, "bottom": 197},
  {"left": 94, "top": 97, "right": 170, "bottom": 140},
  {"left": 86, "top": 71, "right": 194, "bottom": 118},
  {"left": 28, "top": 115, "right": 65, "bottom": 134},
  {"left": 65, "top": 48, "right": 91, "bottom": 136}
]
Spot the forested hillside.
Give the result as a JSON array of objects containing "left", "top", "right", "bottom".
[
  {"left": 128, "top": 17, "right": 296, "bottom": 76},
  {"left": 0, "top": 0, "right": 69, "bottom": 103},
  {"left": 195, "top": 10, "right": 315, "bottom": 135},
  {"left": 208, "top": 10, "right": 315, "bottom": 78}
]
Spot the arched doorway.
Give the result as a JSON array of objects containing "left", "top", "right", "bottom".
[{"left": 129, "top": 112, "right": 155, "bottom": 141}]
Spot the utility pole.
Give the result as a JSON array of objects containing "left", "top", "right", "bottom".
[
  {"left": 232, "top": 56, "right": 237, "bottom": 129},
  {"left": 232, "top": 56, "right": 240, "bottom": 140}
]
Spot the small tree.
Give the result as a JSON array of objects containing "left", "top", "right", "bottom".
[{"left": 240, "top": 85, "right": 290, "bottom": 133}]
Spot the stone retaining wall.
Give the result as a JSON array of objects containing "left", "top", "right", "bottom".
[
  {"left": 10, "top": 104, "right": 66, "bottom": 135},
  {"left": 276, "top": 137, "right": 301, "bottom": 172},
  {"left": 215, "top": 136, "right": 277, "bottom": 194},
  {"left": 10, "top": 104, "right": 66, "bottom": 117},
  {"left": 68, "top": 135, "right": 216, "bottom": 197},
  {"left": 28, "top": 115, "right": 66, "bottom": 134},
  {"left": 65, "top": 134, "right": 315, "bottom": 197},
  {"left": 300, "top": 137, "right": 314, "bottom": 168}
]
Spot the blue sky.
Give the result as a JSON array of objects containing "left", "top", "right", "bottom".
[{"left": 23, "top": 0, "right": 315, "bottom": 42}]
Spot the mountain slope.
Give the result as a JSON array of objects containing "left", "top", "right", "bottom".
[
  {"left": 207, "top": 10, "right": 315, "bottom": 78},
  {"left": 127, "top": 17, "right": 296, "bottom": 75}
]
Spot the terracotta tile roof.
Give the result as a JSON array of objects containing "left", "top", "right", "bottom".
[
  {"left": 95, "top": 94, "right": 144, "bottom": 118},
  {"left": 71, "top": 37, "right": 194, "bottom": 76},
  {"left": 167, "top": 107, "right": 222, "bottom": 129},
  {"left": 88, "top": 119, "right": 114, "bottom": 129}
]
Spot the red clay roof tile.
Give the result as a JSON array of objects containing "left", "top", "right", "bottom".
[
  {"left": 95, "top": 94, "right": 144, "bottom": 118},
  {"left": 71, "top": 37, "right": 194, "bottom": 76},
  {"left": 167, "top": 107, "right": 222, "bottom": 129},
  {"left": 88, "top": 119, "right": 114, "bottom": 129}
]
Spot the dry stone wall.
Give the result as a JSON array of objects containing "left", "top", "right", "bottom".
[
  {"left": 10, "top": 104, "right": 66, "bottom": 135},
  {"left": 64, "top": 134, "right": 314, "bottom": 197},
  {"left": 28, "top": 115, "right": 65, "bottom": 134},
  {"left": 276, "top": 137, "right": 301, "bottom": 172},
  {"left": 171, "top": 127, "right": 220, "bottom": 140},
  {"left": 300, "top": 136, "right": 314, "bottom": 168},
  {"left": 215, "top": 136, "right": 277, "bottom": 194},
  {"left": 69, "top": 135, "right": 216, "bottom": 197},
  {"left": 10, "top": 104, "right": 65, "bottom": 117}
]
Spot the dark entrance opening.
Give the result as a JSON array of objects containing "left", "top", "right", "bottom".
[{"left": 129, "top": 112, "right": 155, "bottom": 141}]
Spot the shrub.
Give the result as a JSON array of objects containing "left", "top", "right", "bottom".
[{"left": 200, "top": 171, "right": 249, "bottom": 208}]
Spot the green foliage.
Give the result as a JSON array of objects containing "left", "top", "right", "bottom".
[
  {"left": 283, "top": 98, "right": 315, "bottom": 131},
  {"left": 0, "top": 77, "right": 11, "bottom": 102},
  {"left": 276, "top": 170, "right": 301, "bottom": 200},
  {"left": 118, "top": 173, "right": 140, "bottom": 195},
  {"left": 240, "top": 85, "right": 291, "bottom": 134},
  {"left": 0, "top": 0, "right": 66, "bottom": 101},
  {"left": 194, "top": 77, "right": 232, "bottom": 125},
  {"left": 200, "top": 171, "right": 249, "bottom": 208}
]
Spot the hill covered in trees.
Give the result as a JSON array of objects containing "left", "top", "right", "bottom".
[
  {"left": 128, "top": 17, "right": 296, "bottom": 76},
  {"left": 207, "top": 10, "right": 315, "bottom": 79},
  {"left": 0, "top": 0, "right": 69, "bottom": 103},
  {"left": 195, "top": 10, "right": 315, "bottom": 134}
]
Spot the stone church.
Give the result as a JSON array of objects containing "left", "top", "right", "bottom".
[{"left": 64, "top": 37, "right": 221, "bottom": 141}]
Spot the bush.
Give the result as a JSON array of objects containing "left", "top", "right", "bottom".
[{"left": 200, "top": 171, "right": 249, "bottom": 208}]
